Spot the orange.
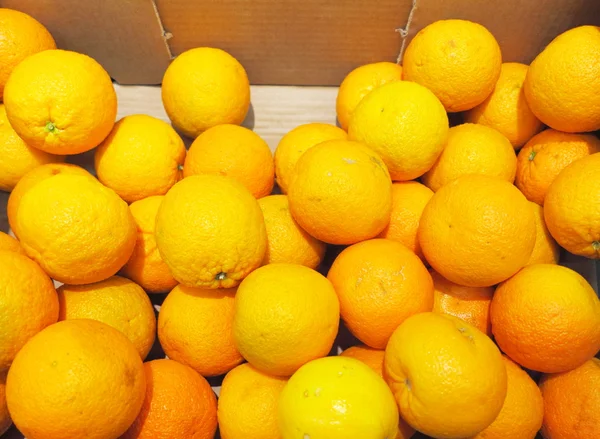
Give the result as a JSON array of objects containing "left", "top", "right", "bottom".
[
  {"left": 6, "top": 319, "right": 146, "bottom": 439},
  {"left": 158, "top": 285, "right": 243, "bottom": 377},
  {"left": 258, "top": 195, "right": 326, "bottom": 269},
  {"left": 0, "top": 8, "right": 56, "bottom": 100},
  {"left": 348, "top": 80, "right": 449, "bottom": 180},
  {"left": 274, "top": 123, "right": 347, "bottom": 193},
  {"left": 122, "top": 359, "right": 217, "bottom": 439},
  {"left": 7, "top": 162, "right": 93, "bottom": 238},
  {"left": 419, "top": 175, "right": 536, "bottom": 287},
  {"left": 4, "top": 49, "right": 117, "bottom": 154},
  {"left": 16, "top": 174, "right": 136, "bottom": 284},
  {"left": 57, "top": 276, "right": 156, "bottom": 359},
  {"left": 526, "top": 202, "right": 560, "bottom": 265},
  {"left": 155, "top": 175, "right": 266, "bottom": 288},
  {"left": 162, "top": 47, "right": 250, "bottom": 138},
  {"left": 515, "top": 130, "right": 600, "bottom": 205},
  {"left": 0, "top": 103, "right": 63, "bottom": 192},
  {"left": 218, "top": 363, "right": 287, "bottom": 439},
  {"left": 288, "top": 139, "right": 392, "bottom": 245},
  {"left": 473, "top": 356, "right": 544, "bottom": 439},
  {"left": 422, "top": 123, "right": 517, "bottom": 192},
  {"left": 384, "top": 312, "right": 507, "bottom": 438},
  {"left": 233, "top": 263, "right": 339, "bottom": 377},
  {"left": 431, "top": 270, "right": 494, "bottom": 336},
  {"left": 402, "top": 19, "right": 502, "bottom": 112},
  {"left": 0, "top": 251, "right": 57, "bottom": 371},
  {"left": 0, "top": 371, "right": 9, "bottom": 436},
  {"left": 0, "top": 231, "right": 24, "bottom": 255},
  {"left": 377, "top": 181, "right": 433, "bottom": 260},
  {"left": 121, "top": 195, "right": 178, "bottom": 294},
  {"left": 524, "top": 26, "right": 600, "bottom": 133},
  {"left": 184, "top": 124, "right": 274, "bottom": 198},
  {"left": 464, "top": 63, "right": 544, "bottom": 149},
  {"left": 336, "top": 62, "right": 403, "bottom": 130},
  {"left": 539, "top": 358, "right": 600, "bottom": 439},
  {"left": 95, "top": 114, "right": 186, "bottom": 203},
  {"left": 328, "top": 239, "right": 433, "bottom": 349},
  {"left": 491, "top": 264, "right": 600, "bottom": 373},
  {"left": 279, "top": 356, "right": 399, "bottom": 439},
  {"left": 544, "top": 153, "right": 600, "bottom": 257}
]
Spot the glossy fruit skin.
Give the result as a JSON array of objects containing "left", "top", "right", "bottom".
[
  {"left": 526, "top": 202, "right": 560, "bottom": 266},
  {"left": 0, "top": 232, "right": 24, "bottom": 255}
]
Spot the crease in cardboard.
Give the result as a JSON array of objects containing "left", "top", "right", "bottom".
[
  {"left": 149, "top": 0, "right": 174, "bottom": 60},
  {"left": 396, "top": 0, "right": 418, "bottom": 63}
]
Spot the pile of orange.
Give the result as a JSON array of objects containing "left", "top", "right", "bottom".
[{"left": 0, "top": 7, "right": 598, "bottom": 439}]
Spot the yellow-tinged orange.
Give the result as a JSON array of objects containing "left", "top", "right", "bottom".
[
  {"left": 162, "top": 47, "right": 250, "bottom": 138},
  {"left": 402, "top": 19, "right": 502, "bottom": 112},
  {"left": 121, "top": 195, "right": 178, "bottom": 293},
  {"left": 348, "top": 80, "right": 449, "bottom": 181},
  {"left": 464, "top": 63, "right": 544, "bottom": 148},
  {"left": 95, "top": 114, "right": 186, "bottom": 203},
  {"left": 491, "top": 264, "right": 600, "bottom": 373},
  {"left": 184, "top": 124, "right": 274, "bottom": 198},
  {"left": 0, "top": 371, "right": 10, "bottom": 436},
  {"left": 422, "top": 123, "right": 517, "bottom": 192},
  {"left": 218, "top": 363, "right": 287, "bottom": 439},
  {"left": 0, "top": 251, "right": 57, "bottom": 372},
  {"left": 122, "top": 359, "right": 217, "bottom": 439},
  {"left": 524, "top": 26, "right": 600, "bottom": 133},
  {"left": 419, "top": 175, "right": 536, "bottom": 287},
  {"left": 17, "top": 174, "right": 136, "bottom": 284},
  {"left": 526, "top": 202, "right": 560, "bottom": 265},
  {"left": 288, "top": 139, "right": 392, "bottom": 245},
  {"left": 0, "top": 231, "right": 24, "bottom": 255},
  {"left": 233, "top": 263, "right": 339, "bottom": 377},
  {"left": 57, "top": 276, "right": 156, "bottom": 359},
  {"left": 4, "top": 49, "right": 117, "bottom": 154},
  {"left": 6, "top": 319, "right": 146, "bottom": 439},
  {"left": 515, "top": 130, "right": 600, "bottom": 205},
  {"left": 384, "top": 312, "right": 507, "bottom": 439},
  {"left": 156, "top": 175, "right": 266, "bottom": 288},
  {"left": 336, "top": 62, "right": 403, "bottom": 130},
  {"left": 158, "top": 285, "right": 243, "bottom": 377}
]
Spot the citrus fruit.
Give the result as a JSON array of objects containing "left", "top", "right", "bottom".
[
  {"left": 158, "top": 285, "right": 243, "bottom": 377},
  {"left": 421, "top": 123, "right": 517, "bottom": 192},
  {"left": 218, "top": 363, "right": 287, "bottom": 439},
  {"left": 0, "top": 103, "right": 63, "bottom": 192},
  {"left": 17, "top": 173, "right": 136, "bottom": 284},
  {"left": 377, "top": 181, "right": 433, "bottom": 260},
  {"left": 0, "top": 371, "right": 9, "bottom": 436},
  {"left": 402, "top": 19, "right": 502, "bottom": 112},
  {"left": 4, "top": 49, "right": 117, "bottom": 154},
  {"left": 419, "top": 175, "right": 536, "bottom": 287},
  {"left": 524, "top": 26, "right": 600, "bottom": 132},
  {"left": 258, "top": 195, "right": 326, "bottom": 269},
  {"left": 279, "top": 356, "right": 399, "bottom": 439},
  {"left": 155, "top": 175, "right": 266, "bottom": 288},
  {"left": 57, "top": 276, "right": 156, "bottom": 359},
  {"left": 0, "top": 8, "right": 56, "bottom": 100},
  {"left": 122, "top": 359, "right": 217, "bottom": 439},
  {"left": 348, "top": 80, "right": 448, "bottom": 180},
  {"left": 464, "top": 62, "right": 544, "bottom": 148},
  {"left": 287, "top": 139, "right": 392, "bottom": 245},
  {"left": 6, "top": 319, "right": 146, "bottom": 439},
  {"left": 274, "top": 122, "right": 347, "bottom": 193},
  {"left": 120, "top": 195, "right": 178, "bottom": 294},
  {"left": 0, "top": 231, "right": 24, "bottom": 255},
  {"left": 162, "top": 47, "right": 250, "bottom": 138},
  {"left": 515, "top": 130, "right": 600, "bottom": 205},
  {"left": 473, "top": 356, "right": 544, "bottom": 439},
  {"left": 526, "top": 202, "right": 560, "bottom": 265},
  {"left": 539, "top": 358, "right": 600, "bottom": 439},
  {"left": 544, "top": 153, "right": 600, "bottom": 257},
  {"left": 431, "top": 270, "right": 494, "bottom": 336},
  {"left": 491, "top": 264, "right": 600, "bottom": 373},
  {"left": 184, "top": 124, "right": 274, "bottom": 198},
  {"left": 233, "top": 263, "right": 339, "bottom": 376},
  {"left": 95, "top": 114, "right": 186, "bottom": 203},
  {"left": 327, "top": 239, "right": 433, "bottom": 349},
  {"left": 336, "top": 62, "right": 403, "bottom": 130},
  {"left": 384, "top": 312, "right": 507, "bottom": 438},
  {"left": 0, "top": 251, "right": 58, "bottom": 372}
]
